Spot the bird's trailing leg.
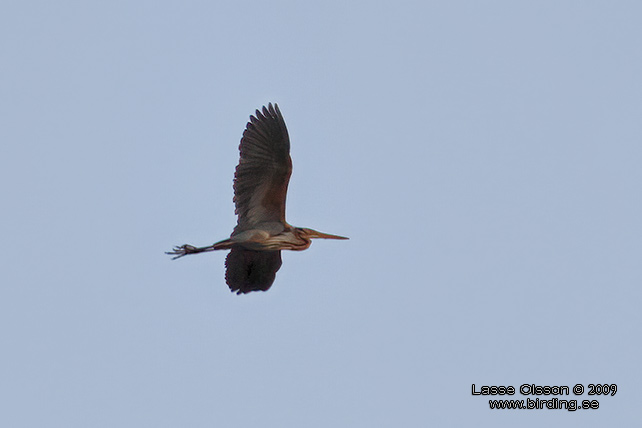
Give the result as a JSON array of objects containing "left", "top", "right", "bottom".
[{"left": 166, "top": 244, "right": 217, "bottom": 260}]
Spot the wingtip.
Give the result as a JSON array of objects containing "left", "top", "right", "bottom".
[
  {"left": 250, "top": 103, "right": 275, "bottom": 121},
  {"left": 265, "top": 102, "right": 280, "bottom": 118}
]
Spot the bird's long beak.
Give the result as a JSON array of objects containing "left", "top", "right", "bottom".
[{"left": 309, "top": 230, "right": 349, "bottom": 240}]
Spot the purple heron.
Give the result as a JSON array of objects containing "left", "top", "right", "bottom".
[{"left": 167, "top": 103, "right": 348, "bottom": 294}]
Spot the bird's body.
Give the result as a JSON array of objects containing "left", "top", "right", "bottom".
[{"left": 168, "top": 103, "right": 347, "bottom": 294}]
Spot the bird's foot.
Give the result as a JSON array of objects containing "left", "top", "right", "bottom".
[{"left": 166, "top": 244, "right": 199, "bottom": 260}]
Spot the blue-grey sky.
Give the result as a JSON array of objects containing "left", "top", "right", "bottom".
[{"left": 1, "top": 1, "right": 641, "bottom": 426}]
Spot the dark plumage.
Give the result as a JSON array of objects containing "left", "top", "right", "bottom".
[
  {"left": 167, "top": 103, "right": 348, "bottom": 294},
  {"left": 225, "top": 249, "right": 282, "bottom": 294}
]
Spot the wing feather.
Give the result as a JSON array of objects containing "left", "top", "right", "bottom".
[
  {"left": 225, "top": 249, "right": 283, "bottom": 294},
  {"left": 233, "top": 103, "right": 292, "bottom": 232}
]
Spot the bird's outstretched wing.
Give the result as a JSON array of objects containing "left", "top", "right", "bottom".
[
  {"left": 225, "top": 249, "right": 283, "bottom": 294},
  {"left": 233, "top": 103, "right": 292, "bottom": 231}
]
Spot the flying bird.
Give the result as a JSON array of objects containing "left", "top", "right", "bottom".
[{"left": 167, "top": 103, "right": 348, "bottom": 294}]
